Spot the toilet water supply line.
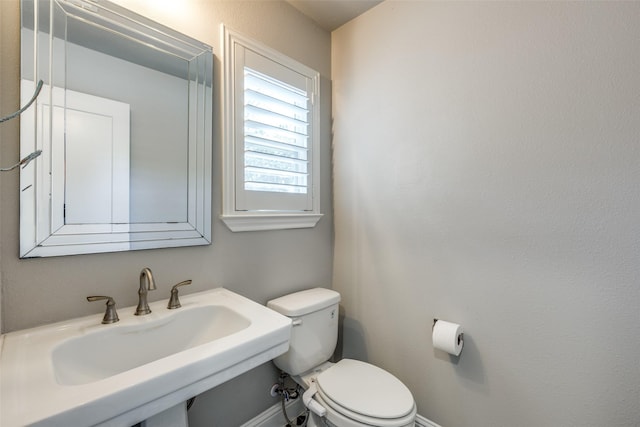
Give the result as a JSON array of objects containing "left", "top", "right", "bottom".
[{"left": 276, "top": 372, "right": 310, "bottom": 426}]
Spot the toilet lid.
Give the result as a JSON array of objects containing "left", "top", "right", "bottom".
[{"left": 316, "top": 359, "right": 414, "bottom": 420}]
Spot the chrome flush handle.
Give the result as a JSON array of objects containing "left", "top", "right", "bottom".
[{"left": 167, "top": 280, "right": 193, "bottom": 309}]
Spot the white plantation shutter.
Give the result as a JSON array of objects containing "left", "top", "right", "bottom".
[
  {"left": 222, "top": 27, "right": 322, "bottom": 231},
  {"left": 244, "top": 68, "right": 309, "bottom": 194},
  {"left": 234, "top": 46, "right": 316, "bottom": 211}
]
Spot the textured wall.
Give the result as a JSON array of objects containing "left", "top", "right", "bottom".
[
  {"left": 332, "top": 2, "right": 640, "bottom": 426},
  {"left": 0, "top": 1, "right": 331, "bottom": 425}
]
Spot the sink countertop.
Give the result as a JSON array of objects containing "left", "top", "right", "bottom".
[{"left": 0, "top": 287, "right": 291, "bottom": 427}]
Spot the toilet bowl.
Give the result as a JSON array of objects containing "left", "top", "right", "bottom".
[
  {"left": 267, "top": 288, "right": 416, "bottom": 427},
  {"left": 296, "top": 360, "right": 416, "bottom": 427}
]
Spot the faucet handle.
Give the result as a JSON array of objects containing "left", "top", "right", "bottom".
[
  {"left": 167, "top": 280, "right": 192, "bottom": 309},
  {"left": 87, "top": 295, "right": 119, "bottom": 324}
]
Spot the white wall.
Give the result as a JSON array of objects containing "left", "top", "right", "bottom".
[
  {"left": 332, "top": 2, "right": 640, "bottom": 426},
  {"left": 0, "top": 1, "right": 331, "bottom": 425}
]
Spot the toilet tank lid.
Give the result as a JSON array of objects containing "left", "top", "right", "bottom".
[{"left": 267, "top": 288, "right": 340, "bottom": 316}]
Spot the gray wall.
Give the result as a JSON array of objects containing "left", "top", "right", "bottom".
[
  {"left": 0, "top": 0, "right": 11, "bottom": 334},
  {"left": 332, "top": 2, "right": 640, "bottom": 426},
  {"left": 0, "top": 1, "right": 331, "bottom": 425}
]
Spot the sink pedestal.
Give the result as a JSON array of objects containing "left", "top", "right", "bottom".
[{"left": 142, "top": 402, "right": 188, "bottom": 427}]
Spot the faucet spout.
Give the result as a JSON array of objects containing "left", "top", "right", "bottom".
[{"left": 135, "top": 267, "right": 156, "bottom": 315}]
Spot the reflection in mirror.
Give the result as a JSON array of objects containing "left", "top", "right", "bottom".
[{"left": 20, "top": 0, "right": 213, "bottom": 257}]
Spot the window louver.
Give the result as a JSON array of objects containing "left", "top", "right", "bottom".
[{"left": 243, "top": 67, "right": 309, "bottom": 195}]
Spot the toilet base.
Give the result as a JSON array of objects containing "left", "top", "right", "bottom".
[{"left": 305, "top": 411, "right": 329, "bottom": 427}]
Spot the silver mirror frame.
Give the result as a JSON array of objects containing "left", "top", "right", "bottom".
[{"left": 19, "top": 0, "right": 213, "bottom": 257}]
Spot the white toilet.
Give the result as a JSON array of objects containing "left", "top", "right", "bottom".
[{"left": 267, "top": 288, "right": 417, "bottom": 427}]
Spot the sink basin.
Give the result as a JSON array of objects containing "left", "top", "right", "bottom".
[
  {"left": 0, "top": 288, "right": 291, "bottom": 427},
  {"left": 52, "top": 305, "right": 251, "bottom": 385}
]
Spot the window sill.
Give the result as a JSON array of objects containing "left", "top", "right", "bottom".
[{"left": 220, "top": 213, "right": 323, "bottom": 232}]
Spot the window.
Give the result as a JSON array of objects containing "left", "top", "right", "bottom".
[{"left": 222, "top": 26, "right": 322, "bottom": 231}]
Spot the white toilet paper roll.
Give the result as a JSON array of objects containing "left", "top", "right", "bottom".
[{"left": 432, "top": 320, "right": 464, "bottom": 356}]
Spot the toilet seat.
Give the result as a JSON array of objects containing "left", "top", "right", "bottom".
[{"left": 314, "top": 359, "right": 416, "bottom": 427}]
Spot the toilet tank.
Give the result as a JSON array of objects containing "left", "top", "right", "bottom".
[{"left": 267, "top": 288, "right": 340, "bottom": 376}]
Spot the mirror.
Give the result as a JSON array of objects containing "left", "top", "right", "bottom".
[{"left": 20, "top": 0, "right": 213, "bottom": 257}]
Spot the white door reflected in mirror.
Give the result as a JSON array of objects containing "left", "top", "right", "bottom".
[{"left": 53, "top": 88, "right": 130, "bottom": 226}]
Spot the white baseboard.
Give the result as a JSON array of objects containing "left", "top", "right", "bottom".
[
  {"left": 415, "top": 413, "right": 443, "bottom": 427},
  {"left": 240, "top": 399, "right": 305, "bottom": 427},
  {"left": 241, "top": 399, "right": 441, "bottom": 427}
]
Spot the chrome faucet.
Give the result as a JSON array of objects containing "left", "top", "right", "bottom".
[{"left": 135, "top": 267, "right": 157, "bottom": 315}]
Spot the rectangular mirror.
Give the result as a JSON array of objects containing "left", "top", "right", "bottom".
[{"left": 20, "top": 0, "right": 213, "bottom": 257}]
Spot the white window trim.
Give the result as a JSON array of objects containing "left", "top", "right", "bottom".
[{"left": 221, "top": 25, "right": 322, "bottom": 232}]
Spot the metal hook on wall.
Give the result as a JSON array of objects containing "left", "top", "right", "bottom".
[
  {"left": 0, "top": 79, "right": 44, "bottom": 172},
  {"left": 0, "top": 150, "right": 43, "bottom": 172},
  {"left": 0, "top": 79, "right": 43, "bottom": 124}
]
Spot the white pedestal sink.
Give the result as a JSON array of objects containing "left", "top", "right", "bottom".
[{"left": 0, "top": 288, "right": 291, "bottom": 427}]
